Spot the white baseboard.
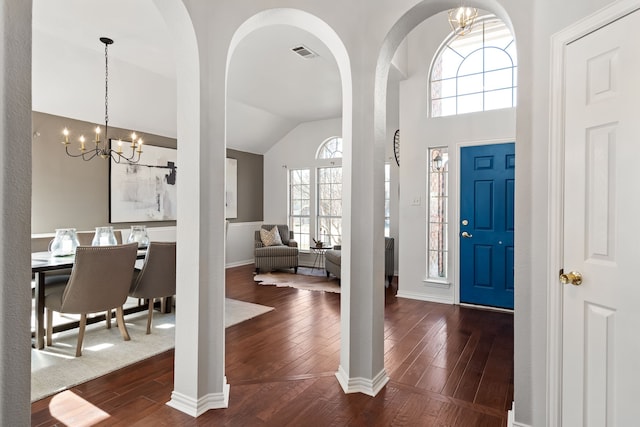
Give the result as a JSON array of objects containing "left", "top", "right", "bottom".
[
  {"left": 396, "top": 290, "right": 453, "bottom": 305},
  {"left": 335, "top": 365, "right": 389, "bottom": 396},
  {"left": 166, "top": 379, "right": 230, "bottom": 417},
  {"left": 225, "top": 259, "right": 254, "bottom": 268},
  {"left": 507, "top": 402, "right": 532, "bottom": 427}
]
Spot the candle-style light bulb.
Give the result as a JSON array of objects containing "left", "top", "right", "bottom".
[
  {"left": 137, "top": 138, "right": 143, "bottom": 153},
  {"left": 117, "top": 139, "right": 123, "bottom": 154},
  {"left": 131, "top": 132, "right": 137, "bottom": 148},
  {"left": 62, "top": 128, "right": 70, "bottom": 145},
  {"left": 79, "top": 135, "right": 86, "bottom": 151},
  {"left": 95, "top": 126, "right": 101, "bottom": 143}
]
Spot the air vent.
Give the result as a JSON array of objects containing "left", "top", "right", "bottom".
[{"left": 291, "top": 45, "right": 318, "bottom": 59}]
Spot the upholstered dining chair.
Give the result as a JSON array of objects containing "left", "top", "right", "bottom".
[
  {"left": 128, "top": 241, "right": 176, "bottom": 334},
  {"left": 44, "top": 243, "right": 138, "bottom": 357}
]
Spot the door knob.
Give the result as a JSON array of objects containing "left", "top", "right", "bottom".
[
  {"left": 559, "top": 271, "right": 582, "bottom": 286},
  {"left": 461, "top": 231, "right": 473, "bottom": 238}
]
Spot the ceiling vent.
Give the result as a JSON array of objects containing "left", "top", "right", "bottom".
[{"left": 291, "top": 45, "right": 318, "bottom": 59}]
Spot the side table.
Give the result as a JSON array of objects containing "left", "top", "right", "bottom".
[{"left": 310, "top": 246, "right": 332, "bottom": 270}]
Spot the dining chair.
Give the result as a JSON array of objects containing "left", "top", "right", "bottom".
[
  {"left": 44, "top": 243, "right": 138, "bottom": 357},
  {"left": 76, "top": 229, "right": 124, "bottom": 327},
  {"left": 128, "top": 241, "right": 176, "bottom": 334}
]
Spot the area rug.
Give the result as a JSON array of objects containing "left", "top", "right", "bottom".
[
  {"left": 254, "top": 271, "right": 341, "bottom": 293},
  {"left": 31, "top": 298, "right": 273, "bottom": 402}
]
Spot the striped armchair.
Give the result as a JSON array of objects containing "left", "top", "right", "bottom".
[{"left": 254, "top": 224, "right": 299, "bottom": 274}]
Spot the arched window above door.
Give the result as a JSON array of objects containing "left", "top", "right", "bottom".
[{"left": 430, "top": 16, "right": 517, "bottom": 117}]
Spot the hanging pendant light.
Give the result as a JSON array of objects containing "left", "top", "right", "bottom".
[
  {"left": 61, "top": 37, "right": 143, "bottom": 163},
  {"left": 448, "top": 4, "right": 479, "bottom": 36}
]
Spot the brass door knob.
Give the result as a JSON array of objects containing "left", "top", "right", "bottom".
[
  {"left": 461, "top": 231, "right": 473, "bottom": 238},
  {"left": 560, "top": 271, "right": 582, "bottom": 286}
]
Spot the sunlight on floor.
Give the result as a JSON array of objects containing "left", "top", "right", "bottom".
[
  {"left": 155, "top": 322, "right": 175, "bottom": 329},
  {"left": 49, "top": 391, "right": 111, "bottom": 426},
  {"left": 84, "top": 342, "right": 114, "bottom": 352}
]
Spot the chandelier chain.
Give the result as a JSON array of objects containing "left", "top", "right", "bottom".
[
  {"left": 61, "top": 36, "right": 142, "bottom": 163},
  {"left": 104, "top": 41, "right": 109, "bottom": 138}
]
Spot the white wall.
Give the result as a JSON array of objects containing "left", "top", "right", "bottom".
[
  {"left": 264, "top": 117, "right": 342, "bottom": 223},
  {"left": 32, "top": 30, "right": 177, "bottom": 139},
  {"left": 397, "top": 12, "right": 516, "bottom": 304}
]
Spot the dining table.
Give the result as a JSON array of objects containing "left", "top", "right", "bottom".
[{"left": 31, "top": 249, "right": 148, "bottom": 350}]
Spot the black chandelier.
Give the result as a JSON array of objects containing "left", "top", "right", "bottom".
[{"left": 61, "top": 37, "right": 143, "bottom": 163}]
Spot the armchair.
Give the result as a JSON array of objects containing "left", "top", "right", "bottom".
[
  {"left": 325, "top": 237, "right": 395, "bottom": 287},
  {"left": 254, "top": 224, "right": 299, "bottom": 274}
]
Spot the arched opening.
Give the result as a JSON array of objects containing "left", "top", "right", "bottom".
[{"left": 226, "top": 6, "right": 353, "bottom": 388}]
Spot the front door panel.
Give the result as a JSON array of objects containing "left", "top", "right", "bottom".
[{"left": 460, "top": 143, "right": 515, "bottom": 309}]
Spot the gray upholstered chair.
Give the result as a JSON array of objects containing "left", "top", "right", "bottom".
[
  {"left": 254, "top": 224, "right": 299, "bottom": 274},
  {"left": 44, "top": 243, "right": 138, "bottom": 357},
  {"left": 325, "top": 237, "right": 395, "bottom": 286},
  {"left": 129, "top": 241, "right": 176, "bottom": 334}
]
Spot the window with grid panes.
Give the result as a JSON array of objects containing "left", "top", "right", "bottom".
[
  {"left": 427, "top": 148, "right": 449, "bottom": 280},
  {"left": 289, "top": 169, "right": 311, "bottom": 250}
]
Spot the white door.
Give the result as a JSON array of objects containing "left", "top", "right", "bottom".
[{"left": 563, "top": 9, "right": 640, "bottom": 426}]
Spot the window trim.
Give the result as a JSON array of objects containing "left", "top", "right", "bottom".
[{"left": 428, "top": 15, "right": 517, "bottom": 118}]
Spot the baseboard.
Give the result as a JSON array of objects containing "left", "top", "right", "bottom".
[
  {"left": 166, "top": 378, "right": 230, "bottom": 417},
  {"left": 335, "top": 365, "right": 389, "bottom": 396},
  {"left": 506, "top": 402, "right": 532, "bottom": 427},
  {"left": 225, "top": 259, "right": 254, "bottom": 268},
  {"left": 395, "top": 290, "right": 453, "bottom": 305}
]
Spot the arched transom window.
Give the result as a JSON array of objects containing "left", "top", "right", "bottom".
[
  {"left": 430, "top": 16, "right": 517, "bottom": 117},
  {"left": 316, "top": 136, "right": 343, "bottom": 159}
]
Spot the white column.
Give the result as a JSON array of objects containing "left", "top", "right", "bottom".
[
  {"left": 336, "top": 57, "right": 389, "bottom": 395},
  {"left": 154, "top": 0, "right": 229, "bottom": 417},
  {"left": 0, "top": 0, "right": 33, "bottom": 424}
]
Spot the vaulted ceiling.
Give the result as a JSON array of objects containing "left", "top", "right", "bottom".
[{"left": 32, "top": 0, "right": 342, "bottom": 154}]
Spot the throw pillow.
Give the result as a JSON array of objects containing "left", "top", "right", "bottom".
[{"left": 260, "top": 226, "right": 283, "bottom": 246}]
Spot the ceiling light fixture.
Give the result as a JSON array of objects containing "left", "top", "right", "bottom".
[
  {"left": 448, "top": 4, "right": 478, "bottom": 36},
  {"left": 61, "top": 37, "right": 143, "bottom": 163}
]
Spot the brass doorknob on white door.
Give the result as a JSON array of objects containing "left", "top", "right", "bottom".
[
  {"left": 461, "top": 231, "right": 473, "bottom": 238},
  {"left": 560, "top": 271, "right": 582, "bottom": 286}
]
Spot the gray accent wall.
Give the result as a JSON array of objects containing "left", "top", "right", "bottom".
[
  {"left": 32, "top": 112, "right": 263, "bottom": 233},
  {"left": 227, "top": 148, "right": 263, "bottom": 223}
]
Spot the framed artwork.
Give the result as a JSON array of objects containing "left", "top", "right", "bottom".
[
  {"left": 226, "top": 157, "right": 238, "bottom": 219},
  {"left": 109, "top": 141, "right": 177, "bottom": 222}
]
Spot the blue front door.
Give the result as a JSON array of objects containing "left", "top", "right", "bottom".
[{"left": 460, "top": 143, "right": 514, "bottom": 309}]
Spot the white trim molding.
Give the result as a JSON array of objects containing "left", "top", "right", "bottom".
[
  {"left": 396, "top": 290, "right": 453, "bottom": 305},
  {"left": 166, "top": 378, "right": 230, "bottom": 417},
  {"left": 547, "top": 1, "right": 640, "bottom": 425},
  {"left": 335, "top": 366, "right": 389, "bottom": 396}
]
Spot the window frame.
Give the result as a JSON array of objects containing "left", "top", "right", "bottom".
[
  {"left": 288, "top": 168, "right": 311, "bottom": 251},
  {"left": 427, "top": 147, "right": 449, "bottom": 281},
  {"left": 429, "top": 15, "right": 517, "bottom": 118}
]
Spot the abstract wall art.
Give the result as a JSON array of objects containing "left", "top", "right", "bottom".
[{"left": 110, "top": 142, "right": 177, "bottom": 222}]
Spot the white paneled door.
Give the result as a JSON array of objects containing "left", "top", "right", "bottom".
[{"left": 562, "top": 9, "right": 640, "bottom": 426}]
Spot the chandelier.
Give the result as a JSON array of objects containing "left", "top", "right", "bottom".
[
  {"left": 448, "top": 4, "right": 478, "bottom": 36},
  {"left": 61, "top": 37, "right": 143, "bottom": 163}
]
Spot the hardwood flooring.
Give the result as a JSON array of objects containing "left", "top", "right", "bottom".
[{"left": 31, "top": 264, "right": 514, "bottom": 426}]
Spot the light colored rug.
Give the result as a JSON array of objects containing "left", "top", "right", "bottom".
[
  {"left": 31, "top": 298, "right": 273, "bottom": 402},
  {"left": 254, "top": 271, "right": 341, "bottom": 293}
]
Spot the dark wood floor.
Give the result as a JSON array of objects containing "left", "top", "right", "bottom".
[{"left": 31, "top": 264, "right": 513, "bottom": 426}]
